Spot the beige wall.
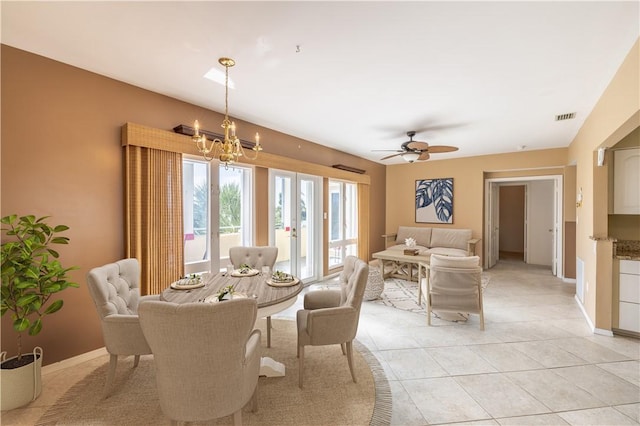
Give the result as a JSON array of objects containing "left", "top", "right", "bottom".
[
  {"left": 385, "top": 148, "right": 568, "bottom": 263},
  {"left": 567, "top": 38, "right": 639, "bottom": 331},
  {"left": 0, "top": 45, "right": 386, "bottom": 365}
]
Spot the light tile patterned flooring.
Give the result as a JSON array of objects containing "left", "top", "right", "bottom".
[
  {"left": 3, "top": 259, "right": 639, "bottom": 425},
  {"left": 350, "top": 260, "right": 640, "bottom": 426}
]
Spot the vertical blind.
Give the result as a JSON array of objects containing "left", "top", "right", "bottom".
[{"left": 125, "top": 145, "right": 184, "bottom": 295}]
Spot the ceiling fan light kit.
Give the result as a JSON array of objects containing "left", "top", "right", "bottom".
[{"left": 402, "top": 152, "right": 421, "bottom": 163}]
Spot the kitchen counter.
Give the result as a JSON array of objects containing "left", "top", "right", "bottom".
[{"left": 615, "top": 240, "right": 640, "bottom": 260}]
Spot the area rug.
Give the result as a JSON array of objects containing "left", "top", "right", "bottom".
[
  {"left": 36, "top": 319, "right": 391, "bottom": 426},
  {"left": 368, "top": 277, "right": 490, "bottom": 322}
]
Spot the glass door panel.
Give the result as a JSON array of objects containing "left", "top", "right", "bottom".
[
  {"left": 270, "top": 170, "right": 321, "bottom": 282},
  {"left": 328, "top": 180, "right": 358, "bottom": 269},
  {"left": 183, "top": 158, "right": 211, "bottom": 275}
]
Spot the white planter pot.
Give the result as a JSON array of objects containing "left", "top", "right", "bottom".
[{"left": 1, "top": 347, "right": 42, "bottom": 411}]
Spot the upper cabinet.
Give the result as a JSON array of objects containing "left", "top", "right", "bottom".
[{"left": 614, "top": 148, "right": 640, "bottom": 214}]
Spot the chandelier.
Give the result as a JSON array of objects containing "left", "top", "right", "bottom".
[{"left": 192, "top": 57, "right": 262, "bottom": 165}]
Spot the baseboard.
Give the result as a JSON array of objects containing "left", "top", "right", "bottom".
[
  {"left": 563, "top": 277, "right": 577, "bottom": 284},
  {"left": 575, "top": 295, "right": 595, "bottom": 332},
  {"left": 42, "top": 347, "right": 108, "bottom": 375},
  {"left": 574, "top": 295, "right": 614, "bottom": 336}
]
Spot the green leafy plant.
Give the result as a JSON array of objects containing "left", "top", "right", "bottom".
[{"left": 1, "top": 215, "right": 78, "bottom": 361}]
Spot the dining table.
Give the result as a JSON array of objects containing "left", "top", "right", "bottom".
[{"left": 161, "top": 269, "right": 303, "bottom": 377}]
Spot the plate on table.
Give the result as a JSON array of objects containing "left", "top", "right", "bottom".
[
  {"left": 230, "top": 269, "right": 260, "bottom": 277},
  {"left": 266, "top": 273, "right": 299, "bottom": 287},
  {"left": 170, "top": 279, "right": 205, "bottom": 290},
  {"left": 203, "top": 293, "right": 248, "bottom": 303}
]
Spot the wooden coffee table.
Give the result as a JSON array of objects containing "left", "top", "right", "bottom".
[{"left": 372, "top": 249, "right": 431, "bottom": 282}]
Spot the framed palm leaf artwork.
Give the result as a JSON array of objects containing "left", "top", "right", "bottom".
[{"left": 415, "top": 178, "right": 453, "bottom": 224}]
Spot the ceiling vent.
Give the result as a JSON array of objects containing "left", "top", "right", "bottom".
[{"left": 555, "top": 112, "right": 576, "bottom": 121}]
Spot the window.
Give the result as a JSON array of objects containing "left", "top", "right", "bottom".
[
  {"left": 328, "top": 180, "right": 358, "bottom": 268},
  {"left": 219, "top": 165, "right": 253, "bottom": 270},
  {"left": 183, "top": 158, "right": 210, "bottom": 274},
  {"left": 183, "top": 158, "right": 253, "bottom": 274}
]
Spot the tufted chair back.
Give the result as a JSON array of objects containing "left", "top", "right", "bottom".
[
  {"left": 229, "top": 246, "right": 278, "bottom": 269},
  {"left": 86, "top": 258, "right": 158, "bottom": 398},
  {"left": 87, "top": 258, "right": 142, "bottom": 318}
]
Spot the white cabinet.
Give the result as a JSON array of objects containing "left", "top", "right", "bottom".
[
  {"left": 614, "top": 149, "right": 640, "bottom": 214},
  {"left": 618, "top": 260, "right": 640, "bottom": 333}
]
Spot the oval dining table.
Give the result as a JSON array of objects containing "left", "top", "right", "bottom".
[{"left": 161, "top": 270, "right": 303, "bottom": 377}]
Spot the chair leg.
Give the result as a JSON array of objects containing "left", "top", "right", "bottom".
[
  {"left": 233, "top": 409, "right": 242, "bottom": 426},
  {"left": 346, "top": 341, "right": 357, "bottom": 383},
  {"left": 298, "top": 345, "right": 305, "bottom": 388},
  {"left": 427, "top": 297, "right": 432, "bottom": 326},
  {"left": 479, "top": 310, "right": 485, "bottom": 331},
  {"left": 133, "top": 354, "right": 141, "bottom": 368},
  {"left": 267, "top": 316, "right": 272, "bottom": 348},
  {"left": 103, "top": 354, "right": 118, "bottom": 399},
  {"left": 340, "top": 343, "right": 346, "bottom": 355},
  {"left": 249, "top": 385, "right": 258, "bottom": 412}
]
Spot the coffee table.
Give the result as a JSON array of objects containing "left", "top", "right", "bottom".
[
  {"left": 372, "top": 249, "right": 431, "bottom": 282},
  {"left": 161, "top": 271, "right": 302, "bottom": 377}
]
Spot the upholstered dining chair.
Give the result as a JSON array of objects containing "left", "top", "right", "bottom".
[
  {"left": 422, "top": 254, "right": 484, "bottom": 330},
  {"left": 296, "top": 255, "right": 369, "bottom": 388},
  {"left": 138, "top": 299, "right": 261, "bottom": 426},
  {"left": 229, "top": 245, "right": 278, "bottom": 347},
  {"left": 86, "top": 258, "right": 159, "bottom": 398}
]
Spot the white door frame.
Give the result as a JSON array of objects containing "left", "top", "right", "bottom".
[{"left": 484, "top": 175, "right": 563, "bottom": 278}]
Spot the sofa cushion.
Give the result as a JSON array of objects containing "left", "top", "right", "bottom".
[
  {"left": 429, "top": 228, "right": 472, "bottom": 251},
  {"left": 395, "top": 226, "right": 432, "bottom": 248},
  {"left": 430, "top": 254, "right": 480, "bottom": 268},
  {"left": 423, "top": 247, "right": 468, "bottom": 257}
]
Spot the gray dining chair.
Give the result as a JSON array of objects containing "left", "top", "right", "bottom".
[
  {"left": 86, "top": 258, "right": 159, "bottom": 398},
  {"left": 138, "top": 299, "right": 261, "bottom": 425},
  {"left": 296, "top": 255, "right": 369, "bottom": 388},
  {"left": 229, "top": 245, "right": 278, "bottom": 347}
]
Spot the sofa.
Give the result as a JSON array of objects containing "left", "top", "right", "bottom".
[{"left": 382, "top": 226, "right": 480, "bottom": 258}]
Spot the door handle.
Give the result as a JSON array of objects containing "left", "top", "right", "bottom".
[{"left": 292, "top": 227, "right": 297, "bottom": 238}]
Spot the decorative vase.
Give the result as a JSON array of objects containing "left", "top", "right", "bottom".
[{"left": 0, "top": 347, "right": 43, "bottom": 411}]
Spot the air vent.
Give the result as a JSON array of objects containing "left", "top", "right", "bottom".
[{"left": 555, "top": 112, "right": 576, "bottom": 121}]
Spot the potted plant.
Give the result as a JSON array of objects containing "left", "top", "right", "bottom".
[{"left": 1, "top": 214, "right": 78, "bottom": 410}]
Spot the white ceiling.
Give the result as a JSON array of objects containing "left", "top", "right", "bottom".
[{"left": 2, "top": 1, "right": 639, "bottom": 164}]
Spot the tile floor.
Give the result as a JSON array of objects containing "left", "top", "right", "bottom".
[{"left": 2, "top": 259, "right": 639, "bottom": 425}]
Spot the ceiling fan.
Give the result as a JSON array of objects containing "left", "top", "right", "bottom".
[{"left": 374, "top": 131, "right": 459, "bottom": 163}]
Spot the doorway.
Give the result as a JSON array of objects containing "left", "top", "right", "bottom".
[
  {"left": 485, "top": 176, "right": 563, "bottom": 277},
  {"left": 269, "top": 170, "right": 322, "bottom": 283}
]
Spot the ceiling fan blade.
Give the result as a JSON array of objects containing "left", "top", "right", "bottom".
[
  {"left": 380, "top": 152, "right": 404, "bottom": 161},
  {"left": 427, "top": 145, "right": 459, "bottom": 153},
  {"left": 371, "top": 149, "right": 403, "bottom": 152},
  {"left": 418, "top": 152, "right": 430, "bottom": 161}
]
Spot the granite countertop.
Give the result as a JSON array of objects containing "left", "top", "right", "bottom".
[{"left": 615, "top": 240, "right": 640, "bottom": 261}]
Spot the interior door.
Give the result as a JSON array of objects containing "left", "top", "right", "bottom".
[
  {"left": 485, "top": 181, "right": 499, "bottom": 269},
  {"left": 526, "top": 180, "right": 554, "bottom": 267},
  {"left": 269, "top": 170, "right": 321, "bottom": 282}
]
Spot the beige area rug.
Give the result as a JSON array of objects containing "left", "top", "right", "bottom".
[
  {"left": 368, "top": 277, "right": 490, "bottom": 322},
  {"left": 36, "top": 319, "right": 391, "bottom": 425}
]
